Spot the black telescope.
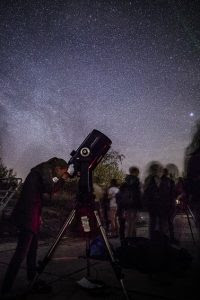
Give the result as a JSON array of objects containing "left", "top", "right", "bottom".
[{"left": 68, "top": 129, "right": 112, "bottom": 176}]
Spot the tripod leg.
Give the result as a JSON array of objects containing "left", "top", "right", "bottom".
[
  {"left": 187, "top": 205, "right": 197, "bottom": 227},
  {"left": 93, "top": 210, "right": 130, "bottom": 300},
  {"left": 85, "top": 237, "right": 91, "bottom": 277},
  {"left": 185, "top": 208, "right": 196, "bottom": 245},
  {"left": 27, "top": 209, "right": 76, "bottom": 291}
]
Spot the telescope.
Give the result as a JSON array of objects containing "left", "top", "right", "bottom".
[
  {"left": 68, "top": 129, "right": 112, "bottom": 176},
  {"left": 68, "top": 129, "right": 112, "bottom": 203}
]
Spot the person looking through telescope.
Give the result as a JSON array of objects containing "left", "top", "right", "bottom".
[{"left": 1, "top": 157, "right": 70, "bottom": 296}]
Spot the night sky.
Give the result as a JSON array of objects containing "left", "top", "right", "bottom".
[{"left": 0, "top": 0, "right": 200, "bottom": 179}]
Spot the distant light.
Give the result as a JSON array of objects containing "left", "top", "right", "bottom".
[{"left": 189, "top": 112, "right": 194, "bottom": 117}]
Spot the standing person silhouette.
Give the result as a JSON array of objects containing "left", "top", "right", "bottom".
[
  {"left": 160, "top": 167, "right": 176, "bottom": 243},
  {"left": 116, "top": 166, "right": 142, "bottom": 244},
  {"left": 1, "top": 157, "right": 70, "bottom": 296},
  {"left": 124, "top": 167, "right": 142, "bottom": 238},
  {"left": 143, "top": 161, "right": 164, "bottom": 239}
]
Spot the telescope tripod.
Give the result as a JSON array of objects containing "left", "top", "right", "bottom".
[
  {"left": 28, "top": 204, "right": 130, "bottom": 300},
  {"left": 183, "top": 204, "right": 197, "bottom": 245}
]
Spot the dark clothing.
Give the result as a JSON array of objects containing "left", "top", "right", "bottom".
[
  {"left": 2, "top": 160, "right": 64, "bottom": 294},
  {"left": 117, "top": 175, "right": 142, "bottom": 211},
  {"left": 159, "top": 175, "right": 176, "bottom": 216},
  {"left": 1, "top": 230, "right": 38, "bottom": 294},
  {"left": 12, "top": 171, "right": 43, "bottom": 234},
  {"left": 11, "top": 162, "right": 63, "bottom": 234},
  {"left": 143, "top": 175, "right": 160, "bottom": 214},
  {"left": 144, "top": 175, "right": 175, "bottom": 215},
  {"left": 118, "top": 217, "right": 126, "bottom": 241},
  {"left": 125, "top": 175, "right": 142, "bottom": 209},
  {"left": 144, "top": 175, "right": 175, "bottom": 240},
  {"left": 116, "top": 175, "right": 142, "bottom": 241}
]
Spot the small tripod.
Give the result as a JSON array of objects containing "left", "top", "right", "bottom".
[{"left": 28, "top": 158, "right": 130, "bottom": 300}]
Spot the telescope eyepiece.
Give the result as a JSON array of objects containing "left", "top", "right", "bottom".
[{"left": 80, "top": 147, "right": 90, "bottom": 157}]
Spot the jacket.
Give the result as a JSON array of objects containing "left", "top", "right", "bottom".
[
  {"left": 143, "top": 175, "right": 175, "bottom": 215},
  {"left": 116, "top": 175, "right": 142, "bottom": 210},
  {"left": 11, "top": 162, "right": 56, "bottom": 233}
]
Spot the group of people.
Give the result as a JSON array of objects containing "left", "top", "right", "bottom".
[
  {"left": 104, "top": 163, "right": 184, "bottom": 245},
  {"left": 103, "top": 119, "right": 200, "bottom": 266}
]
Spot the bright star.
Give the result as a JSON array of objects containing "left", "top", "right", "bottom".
[{"left": 189, "top": 112, "right": 194, "bottom": 117}]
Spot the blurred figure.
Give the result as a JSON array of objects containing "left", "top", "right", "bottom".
[
  {"left": 107, "top": 179, "right": 119, "bottom": 237},
  {"left": 184, "top": 120, "right": 200, "bottom": 262},
  {"left": 124, "top": 167, "right": 142, "bottom": 238},
  {"left": 165, "top": 163, "right": 179, "bottom": 182},
  {"left": 143, "top": 161, "right": 164, "bottom": 239},
  {"left": 116, "top": 166, "right": 142, "bottom": 243},
  {"left": 160, "top": 168, "right": 177, "bottom": 243}
]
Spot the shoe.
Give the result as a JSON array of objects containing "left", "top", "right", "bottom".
[{"left": 31, "top": 279, "right": 52, "bottom": 293}]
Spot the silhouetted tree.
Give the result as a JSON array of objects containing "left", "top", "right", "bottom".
[
  {"left": 94, "top": 149, "right": 125, "bottom": 186},
  {"left": 0, "top": 158, "right": 16, "bottom": 179}
]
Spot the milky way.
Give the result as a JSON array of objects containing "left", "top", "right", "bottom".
[{"left": 0, "top": 0, "right": 200, "bottom": 179}]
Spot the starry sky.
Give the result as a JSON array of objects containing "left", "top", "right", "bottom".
[{"left": 0, "top": 0, "right": 200, "bottom": 179}]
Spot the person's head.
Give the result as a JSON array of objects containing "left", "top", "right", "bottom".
[
  {"left": 48, "top": 157, "right": 69, "bottom": 179},
  {"left": 145, "top": 161, "right": 163, "bottom": 178},
  {"left": 54, "top": 166, "right": 68, "bottom": 179},
  {"left": 129, "top": 166, "right": 139, "bottom": 176},
  {"left": 165, "top": 163, "right": 179, "bottom": 180}
]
